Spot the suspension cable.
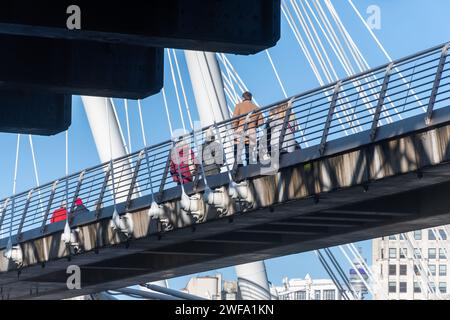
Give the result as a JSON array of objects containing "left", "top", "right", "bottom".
[
  {"left": 110, "top": 98, "right": 129, "bottom": 154},
  {"left": 28, "top": 135, "right": 45, "bottom": 217},
  {"left": 162, "top": 89, "right": 174, "bottom": 135},
  {"left": 308, "top": 0, "right": 395, "bottom": 125},
  {"left": 322, "top": 0, "right": 399, "bottom": 123},
  {"left": 346, "top": 0, "right": 425, "bottom": 110},
  {"left": 167, "top": 48, "right": 187, "bottom": 131},
  {"left": 172, "top": 49, "right": 195, "bottom": 129},
  {"left": 105, "top": 98, "right": 117, "bottom": 208},
  {"left": 65, "top": 129, "right": 69, "bottom": 210},
  {"left": 124, "top": 99, "right": 132, "bottom": 153},
  {"left": 265, "top": 50, "right": 288, "bottom": 99},
  {"left": 8, "top": 134, "right": 21, "bottom": 240},
  {"left": 137, "top": 100, "right": 148, "bottom": 147},
  {"left": 283, "top": 0, "right": 353, "bottom": 135}
]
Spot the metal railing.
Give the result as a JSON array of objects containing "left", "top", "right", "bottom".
[{"left": 0, "top": 42, "right": 449, "bottom": 244}]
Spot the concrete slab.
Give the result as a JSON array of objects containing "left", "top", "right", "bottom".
[
  {"left": 0, "top": 0, "right": 280, "bottom": 55},
  {"left": 0, "top": 89, "right": 71, "bottom": 135},
  {"left": 0, "top": 34, "right": 163, "bottom": 99}
]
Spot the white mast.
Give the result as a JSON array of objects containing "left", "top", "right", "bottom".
[
  {"left": 184, "top": 51, "right": 271, "bottom": 300},
  {"left": 184, "top": 51, "right": 230, "bottom": 126}
]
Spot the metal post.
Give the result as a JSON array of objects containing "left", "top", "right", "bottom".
[
  {"left": 370, "top": 63, "right": 394, "bottom": 141},
  {"left": 95, "top": 164, "right": 112, "bottom": 218},
  {"left": 41, "top": 180, "right": 59, "bottom": 233},
  {"left": 426, "top": 43, "right": 449, "bottom": 124},
  {"left": 125, "top": 151, "right": 145, "bottom": 211},
  {"left": 278, "top": 99, "right": 294, "bottom": 149},
  {"left": 0, "top": 198, "right": 11, "bottom": 233},
  {"left": 68, "top": 171, "right": 86, "bottom": 223},
  {"left": 319, "top": 82, "right": 342, "bottom": 156},
  {"left": 17, "top": 189, "right": 34, "bottom": 240},
  {"left": 157, "top": 151, "right": 172, "bottom": 202}
]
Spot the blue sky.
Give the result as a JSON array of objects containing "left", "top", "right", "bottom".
[{"left": 0, "top": 0, "right": 449, "bottom": 291}]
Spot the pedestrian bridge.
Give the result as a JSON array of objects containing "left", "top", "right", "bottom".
[{"left": 0, "top": 42, "right": 449, "bottom": 299}]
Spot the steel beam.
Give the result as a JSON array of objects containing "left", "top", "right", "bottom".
[
  {"left": 370, "top": 63, "right": 394, "bottom": 141},
  {"left": 68, "top": 171, "right": 86, "bottom": 224},
  {"left": 319, "top": 82, "right": 342, "bottom": 155},
  {"left": 426, "top": 43, "right": 450, "bottom": 124},
  {"left": 17, "top": 189, "right": 34, "bottom": 240},
  {"left": 0, "top": 199, "right": 10, "bottom": 233},
  {"left": 95, "top": 165, "right": 112, "bottom": 218},
  {"left": 41, "top": 181, "right": 59, "bottom": 233},
  {"left": 0, "top": 35, "right": 163, "bottom": 99},
  {"left": 0, "top": 89, "right": 71, "bottom": 136},
  {"left": 125, "top": 151, "right": 145, "bottom": 211}
]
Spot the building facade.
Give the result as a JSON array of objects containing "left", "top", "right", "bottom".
[
  {"left": 274, "top": 274, "right": 358, "bottom": 300},
  {"left": 180, "top": 273, "right": 352, "bottom": 300},
  {"left": 372, "top": 227, "right": 450, "bottom": 300}
]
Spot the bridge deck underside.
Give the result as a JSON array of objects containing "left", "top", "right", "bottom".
[{"left": 2, "top": 165, "right": 450, "bottom": 299}]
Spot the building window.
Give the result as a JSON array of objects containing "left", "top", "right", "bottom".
[
  {"left": 439, "top": 265, "right": 447, "bottom": 277},
  {"left": 414, "top": 265, "right": 420, "bottom": 276},
  {"left": 429, "top": 248, "right": 437, "bottom": 260},
  {"left": 399, "top": 282, "right": 407, "bottom": 293},
  {"left": 414, "top": 248, "right": 422, "bottom": 259},
  {"left": 399, "top": 248, "right": 407, "bottom": 259},
  {"left": 429, "top": 264, "right": 436, "bottom": 276},
  {"left": 381, "top": 249, "right": 384, "bottom": 259},
  {"left": 429, "top": 230, "right": 436, "bottom": 240},
  {"left": 399, "top": 265, "right": 407, "bottom": 276},
  {"left": 439, "top": 248, "right": 446, "bottom": 260},
  {"left": 389, "top": 265, "right": 397, "bottom": 276},
  {"left": 439, "top": 229, "right": 447, "bottom": 240},
  {"left": 413, "top": 282, "right": 421, "bottom": 293},
  {"left": 414, "top": 230, "right": 422, "bottom": 240},
  {"left": 323, "top": 290, "right": 336, "bottom": 300},
  {"left": 389, "top": 248, "right": 397, "bottom": 259},
  {"left": 295, "top": 291, "right": 307, "bottom": 300},
  {"left": 439, "top": 282, "right": 447, "bottom": 294},
  {"left": 314, "top": 290, "right": 321, "bottom": 300},
  {"left": 389, "top": 235, "right": 397, "bottom": 240},
  {"left": 388, "top": 282, "right": 397, "bottom": 293},
  {"left": 430, "top": 283, "right": 436, "bottom": 293}
]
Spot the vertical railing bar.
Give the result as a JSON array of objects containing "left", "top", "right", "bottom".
[
  {"left": 17, "top": 189, "right": 34, "bottom": 240},
  {"left": 96, "top": 164, "right": 112, "bottom": 218},
  {"left": 157, "top": 152, "right": 172, "bottom": 202},
  {"left": 370, "top": 63, "right": 395, "bottom": 141},
  {"left": 0, "top": 198, "right": 11, "bottom": 236},
  {"left": 278, "top": 99, "right": 294, "bottom": 149},
  {"left": 125, "top": 151, "right": 145, "bottom": 211},
  {"left": 40, "top": 181, "right": 59, "bottom": 233},
  {"left": 319, "top": 82, "right": 342, "bottom": 156},
  {"left": 426, "top": 43, "right": 450, "bottom": 124},
  {"left": 68, "top": 170, "right": 87, "bottom": 224}
]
